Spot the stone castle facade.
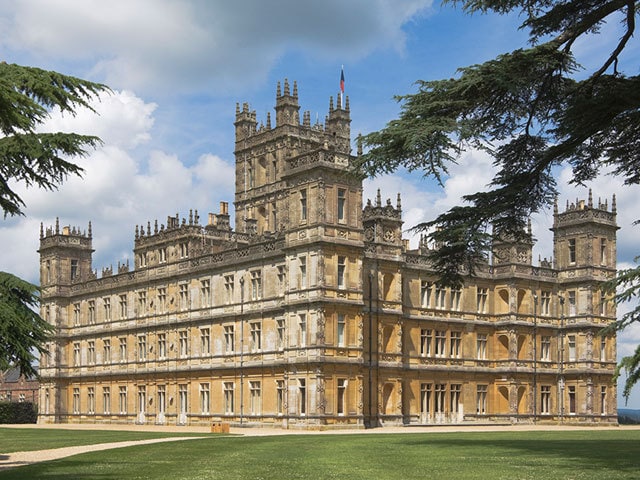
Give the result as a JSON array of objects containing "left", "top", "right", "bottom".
[{"left": 38, "top": 79, "right": 618, "bottom": 427}]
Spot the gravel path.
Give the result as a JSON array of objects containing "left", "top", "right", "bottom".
[{"left": 0, "top": 423, "right": 636, "bottom": 472}]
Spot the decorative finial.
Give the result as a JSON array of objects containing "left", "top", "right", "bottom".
[
  {"left": 284, "top": 78, "right": 290, "bottom": 96},
  {"left": 276, "top": 81, "right": 281, "bottom": 98},
  {"left": 588, "top": 188, "right": 593, "bottom": 208},
  {"left": 293, "top": 80, "right": 298, "bottom": 98},
  {"left": 88, "top": 221, "right": 92, "bottom": 238},
  {"left": 612, "top": 194, "right": 617, "bottom": 214},
  {"left": 376, "top": 189, "right": 381, "bottom": 207},
  {"left": 553, "top": 196, "right": 558, "bottom": 215},
  {"left": 397, "top": 193, "right": 402, "bottom": 210},
  {"left": 266, "top": 112, "right": 271, "bottom": 129},
  {"left": 40, "top": 222, "right": 44, "bottom": 239},
  {"left": 55, "top": 217, "right": 60, "bottom": 234},
  {"left": 329, "top": 96, "right": 334, "bottom": 112}
]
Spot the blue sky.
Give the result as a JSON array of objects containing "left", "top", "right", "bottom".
[{"left": 1, "top": 0, "right": 639, "bottom": 408}]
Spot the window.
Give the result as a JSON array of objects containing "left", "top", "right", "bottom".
[
  {"left": 157, "top": 385, "right": 166, "bottom": 417},
  {"left": 137, "top": 386, "right": 146, "bottom": 414},
  {"left": 73, "top": 342, "right": 81, "bottom": 366},
  {"left": 300, "top": 189, "right": 307, "bottom": 221},
  {"left": 277, "top": 266, "right": 286, "bottom": 292},
  {"left": 70, "top": 259, "right": 78, "bottom": 280},
  {"left": 88, "top": 340, "right": 95, "bottom": 364},
  {"left": 568, "top": 291, "right": 576, "bottom": 316},
  {"left": 337, "top": 256, "right": 346, "bottom": 289},
  {"left": 337, "top": 379, "right": 347, "bottom": 415},
  {"left": 298, "top": 314, "right": 307, "bottom": 347},
  {"left": 541, "top": 336, "right": 551, "bottom": 361},
  {"left": 119, "top": 386, "right": 127, "bottom": 414},
  {"left": 138, "top": 335, "right": 147, "bottom": 361},
  {"left": 276, "top": 380, "right": 285, "bottom": 415},
  {"left": 568, "top": 238, "right": 576, "bottom": 264},
  {"left": 157, "top": 288, "right": 167, "bottom": 313},
  {"left": 138, "top": 291, "right": 147, "bottom": 314},
  {"left": 435, "top": 384, "right": 446, "bottom": 414},
  {"left": 224, "top": 382, "right": 234, "bottom": 414},
  {"left": 450, "top": 331, "right": 461, "bottom": 358},
  {"left": 337, "top": 188, "right": 346, "bottom": 223},
  {"left": 119, "top": 337, "right": 127, "bottom": 363},
  {"left": 420, "top": 329, "right": 432, "bottom": 357},
  {"left": 248, "top": 161, "right": 255, "bottom": 188},
  {"left": 139, "top": 252, "right": 147, "bottom": 268},
  {"left": 119, "top": 294, "right": 127, "bottom": 319},
  {"left": 179, "top": 284, "right": 189, "bottom": 310},
  {"left": 250, "top": 322, "right": 262, "bottom": 351},
  {"left": 45, "top": 260, "right": 51, "bottom": 283},
  {"left": 159, "top": 247, "right": 167, "bottom": 264},
  {"left": 600, "top": 386, "right": 607, "bottom": 415},
  {"left": 298, "top": 379, "right": 306, "bottom": 415},
  {"left": 477, "top": 288, "right": 488, "bottom": 313},
  {"left": 541, "top": 385, "right": 551, "bottom": 414},
  {"left": 158, "top": 333, "right": 167, "bottom": 359},
  {"left": 600, "top": 337, "right": 607, "bottom": 362},
  {"left": 568, "top": 386, "right": 576, "bottom": 414},
  {"left": 103, "top": 339, "right": 111, "bottom": 364},
  {"left": 600, "top": 291, "right": 607, "bottom": 316},
  {"left": 420, "top": 280, "right": 431, "bottom": 308},
  {"left": 337, "top": 314, "right": 346, "bottom": 347},
  {"left": 179, "top": 384, "right": 188, "bottom": 419},
  {"left": 277, "top": 319, "right": 285, "bottom": 350},
  {"left": 73, "top": 303, "right": 81, "bottom": 326},
  {"left": 180, "top": 242, "right": 189, "bottom": 258},
  {"left": 450, "top": 384, "right": 461, "bottom": 414},
  {"left": 271, "top": 202, "right": 277, "bottom": 231},
  {"left": 88, "top": 300, "right": 96, "bottom": 324},
  {"left": 250, "top": 381, "right": 261, "bottom": 415},
  {"left": 199, "top": 383, "right": 210, "bottom": 414},
  {"left": 103, "top": 297, "right": 111, "bottom": 321},
  {"left": 224, "top": 325, "right": 235, "bottom": 353},
  {"left": 179, "top": 330, "right": 188, "bottom": 357},
  {"left": 435, "top": 331, "right": 446, "bottom": 357},
  {"left": 420, "top": 383, "right": 432, "bottom": 417},
  {"left": 88, "top": 387, "right": 95, "bottom": 414},
  {"left": 102, "top": 387, "right": 110, "bottom": 414},
  {"left": 73, "top": 388, "right": 80, "bottom": 414},
  {"left": 224, "top": 275, "right": 234, "bottom": 304},
  {"left": 540, "top": 291, "right": 550, "bottom": 315},
  {"left": 476, "top": 385, "right": 487, "bottom": 414},
  {"left": 476, "top": 334, "right": 487, "bottom": 360},
  {"left": 200, "top": 328, "right": 211, "bottom": 356},
  {"left": 568, "top": 335, "right": 576, "bottom": 361},
  {"left": 200, "top": 279, "right": 210, "bottom": 308},
  {"left": 250, "top": 270, "right": 262, "bottom": 300},
  {"left": 600, "top": 238, "right": 607, "bottom": 265},
  {"left": 299, "top": 256, "right": 307, "bottom": 289},
  {"left": 435, "top": 286, "right": 446, "bottom": 309},
  {"left": 450, "top": 288, "right": 462, "bottom": 311}
]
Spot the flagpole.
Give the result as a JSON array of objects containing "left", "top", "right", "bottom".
[{"left": 340, "top": 65, "right": 345, "bottom": 109}]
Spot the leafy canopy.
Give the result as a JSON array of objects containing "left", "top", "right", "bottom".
[
  {"left": 0, "top": 62, "right": 109, "bottom": 217},
  {"left": 356, "top": 0, "right": 640, "bottom": 399},
  {"left": 0, "top": 63, "right": 108, "bottom": 376}
]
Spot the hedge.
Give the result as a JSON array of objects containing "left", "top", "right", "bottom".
[{"left": 0, "top": 402, "right": 37, "bottom": 423}]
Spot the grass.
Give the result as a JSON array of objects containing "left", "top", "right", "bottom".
[
  {"left": 1, "top": 429, "right": 639, "bottom": 479},
  {"left": 0, "top": 427, "right": 204, "bottom": 453}
]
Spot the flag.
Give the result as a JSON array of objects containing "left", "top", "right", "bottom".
[{"left": 340, "top": 67, "right": 345, "bottom": 93}]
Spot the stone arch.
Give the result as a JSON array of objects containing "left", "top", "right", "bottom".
[
  {"left": 497, "top": 334, "right": 509, "bottom": 360},
  {"left": 497, "top": 289, "right": 509, "bottom": 314}
]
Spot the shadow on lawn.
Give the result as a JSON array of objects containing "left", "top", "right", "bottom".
[{"left": 404, "top": 434, "right": 640, "bottom": 474}]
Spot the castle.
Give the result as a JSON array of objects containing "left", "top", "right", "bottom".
[{"left": 38, "top": 79, "right": 618, "bottom": 427}]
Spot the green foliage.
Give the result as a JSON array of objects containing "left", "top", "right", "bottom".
[
  {"left": 0, "top": 402, "right": 37, "bottom": 424},
  {"left": 357, "top": 0, "right": 640, "bottom": 392},
  {"left": 0, "top": 272, "right": 53, "bottom": 377},
  {"left": 0, "top": 62, "right": 108, "bottom": 217},
  {"left": 0, "top": 63, "right": 108, "bottom": 377},
  {"left": 357, "top": 0, "right": 639, "bottom": 286}
]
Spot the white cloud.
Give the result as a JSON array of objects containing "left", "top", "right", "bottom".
[{"left": 0, "top": 0, "right": 433, "bottom": 94}]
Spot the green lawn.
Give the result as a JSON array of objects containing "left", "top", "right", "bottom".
[
  {"left": 1, "top": 429, "right": 639, "bottom": 479},
  {"left": 0, "top": 427, "right": 204, "bottom": 453}
]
